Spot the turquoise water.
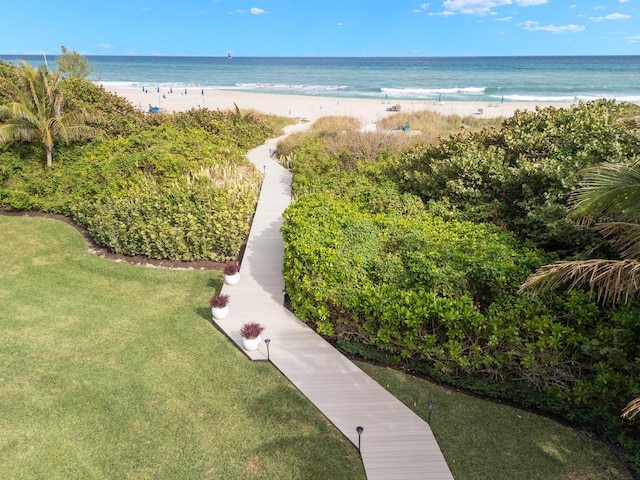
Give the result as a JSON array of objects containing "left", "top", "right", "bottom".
[{"left": 4, "top": 55, "right": 640, "bottom": 103}]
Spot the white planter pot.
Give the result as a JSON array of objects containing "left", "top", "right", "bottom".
[
  {"left": 242, "top": 335, "right": 261, "bottom": 351},
  {"left": 211, "top": 305, "right": 229, "bottom": 320},
  {"left": 224, "top": 273, "right": 240, "bottom": 285}
]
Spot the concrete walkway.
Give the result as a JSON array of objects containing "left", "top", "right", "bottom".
[{"left": 213, "top": 124, "right": 454, "bottom": 480}]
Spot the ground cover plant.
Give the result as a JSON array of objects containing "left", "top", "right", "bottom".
[
  {"left": 0, "top": 215, "right": 365, "bottom": 480},
  {"left": 279, "top": 101, "right": 640, "bottom": 475}
]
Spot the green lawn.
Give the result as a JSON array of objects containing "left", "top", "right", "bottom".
[
  {"left": 358, "top": 362, "right": 632, "bottom": 480},
  {"left": 0, "top": 216, "right": 364, "bottom": 480}
]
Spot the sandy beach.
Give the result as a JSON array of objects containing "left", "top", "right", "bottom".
[{"left": 106, "top": 86, "right": 574, "bottom": 127}]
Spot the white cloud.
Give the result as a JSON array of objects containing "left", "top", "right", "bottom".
[
  {"left": 337, "top": 22, "right": 350, "bottom": 26},
  {"left": 439, "top": 0, "right": 547, "bottom": 15},
  {"left": 520, "top": 20, "right": 586, "bottom": 33},
  {"left": 234, "top": 7, "right": 267, "bottom": 15},
  {"left": 496, "top": 16, "right": 512, "bottom": 21},
  {"left": 590, "top": 12, "right": 631, "bottom": 21},
  {"left": 413, "top": 3, "right": 430, "bottom": 13},
  {"left": 620, "top": 0, "right": 630, "bottom": 3},
  {"left": 99, "top": 43, "right": 115, "bottom": 49}
]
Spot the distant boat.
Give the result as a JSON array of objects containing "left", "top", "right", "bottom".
[{"left": 227, "top": 52, "right": 232, "bottom": 60}]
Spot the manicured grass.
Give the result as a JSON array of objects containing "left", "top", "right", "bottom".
[
  {"left": 357, "top": 361, "right": 632, "bottom": 480},
  {"left": 0, "top": 216, "right": 365, "bottom": 480}
]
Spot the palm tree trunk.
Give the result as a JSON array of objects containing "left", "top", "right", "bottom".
[{"left": 46, "top": 145, "right": 53, "bottom": 167}]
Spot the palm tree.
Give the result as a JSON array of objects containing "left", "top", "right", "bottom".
[
  {"left": 520, "top": 160, "right": 640, "bottom": 418},
  {"left": 0, "top": 61, "right": 101, "bottom": 167}
]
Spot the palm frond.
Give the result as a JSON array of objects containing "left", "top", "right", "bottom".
[
  {"left": 622, "top": 396, "right": 640, "bottom": 420},
  {"left": 0, "top": 123, "right": 38, "bottom": 144},
  {"left": 570, "top": 161, "right": 640, "bottom": 221},
  {"left": 596, "top": 221, "right": 640, "bottom": 259},
  {"left": 519, "top": 258, "right": 640, "bottom": 304}
]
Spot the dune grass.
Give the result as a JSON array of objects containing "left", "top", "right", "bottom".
[
  {"left": 378, "top": 109, "right": 504, "bottom": 139},
  {"left": 0, "top": 215, "right": 365, "bottom": 480},
  {"left": 357, "top": 362, "right": 632, "bottom": 480}
]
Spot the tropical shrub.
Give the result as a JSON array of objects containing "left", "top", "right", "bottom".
[
  {"left": 279, "top": 101, "right": 640, "bottom": 475},
  {"left": 0, "top": 77, "right": 281, "bottom": 261},
  {"left": 391, "top": 100, "right": 640, "bottom": 257},
  {"left": 61, "top": 77, "right": 145, "bottom": 138}
]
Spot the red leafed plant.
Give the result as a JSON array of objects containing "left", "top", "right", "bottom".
[
  {"left": 240, "top": 322, "right": 264, "bottom": 339},
  {"left": 223, "top": 262, "right": 239, "bottom": 275},
  {"left": 210, "top": 294, "right": 230, "bottom": 308}
]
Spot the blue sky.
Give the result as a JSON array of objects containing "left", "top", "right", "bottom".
[{"left": 2, "top": 0, "right": 638, "bottom": 56}]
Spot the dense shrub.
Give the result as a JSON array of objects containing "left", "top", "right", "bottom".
[
  {"left": 391, "top": 100, "right": 640, "bottom": 257},
  {"left": 0, "top": 76, "right": 281, "bottom": 260},
  {"left": 61, "top": 77, "right": 146, "bottom": 138},
  {"left": 168, "top": 106, "right": 279, "bottom": 150},
  {"left": 70, "top": 171, "right": 259, "bottom": 261}
]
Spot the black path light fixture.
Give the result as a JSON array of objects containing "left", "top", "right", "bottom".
[
  {"left": 356, "top": 426, "right": 364, "bottom": 452},
  {"left": 427, "top": 399, "right": 435, "bottom": 424},
  {"left": 264, "top": 338, "right": 271, "bottom": 361}
]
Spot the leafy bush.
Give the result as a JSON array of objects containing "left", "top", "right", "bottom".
[
  {"left": 392, "top": 100, "right": 640, "bottom": 257},
  {"left": 0, "top": 79, "right": 281, "bottom": 261},
  {"left": 61, "top": 77, "right": 146, "bottom": 138},
  {"left": 279, "top": 101, "right": 640, "bottom": 475}
]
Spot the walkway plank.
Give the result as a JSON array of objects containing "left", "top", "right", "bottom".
[{"left": 214, "top": 124, "right": 454, "bottom": 479}]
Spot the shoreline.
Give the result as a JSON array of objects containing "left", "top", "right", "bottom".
[{"left": 106, "top": 86, "right": 574, "bottom": 125}]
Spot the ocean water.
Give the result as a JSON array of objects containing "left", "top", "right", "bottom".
[{"left": 3, "top": 55, "right": 640, "bottom": 104}]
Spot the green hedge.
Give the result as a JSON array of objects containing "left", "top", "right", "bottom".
[{"left": 391, "top": 100, "right": 640, "bottom": 257}]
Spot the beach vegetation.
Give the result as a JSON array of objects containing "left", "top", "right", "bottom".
[
  {"left": 0, "top": 63, "right": 288, "bottom": 261},
  {"left": 378, "top": 108, "right": 503, "bottom": 139},
  {"left": 310, "top": 115, "right": 361, "bottom": 132},
  {"left": 56, "top": 45, "right": 95, "bottom": 79},
  {"left": 279, "top": 99, "right": 640, "bottom": 475},
  {"left": 277, "top": 116, "right": 424, "bottom": 176},
  {"left": 0, "top": 61, "right": 102, "bottom": 167}
]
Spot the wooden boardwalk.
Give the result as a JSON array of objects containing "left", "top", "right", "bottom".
[{"left": 213, "top": 124, "right": 454, "bottom": 480}]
